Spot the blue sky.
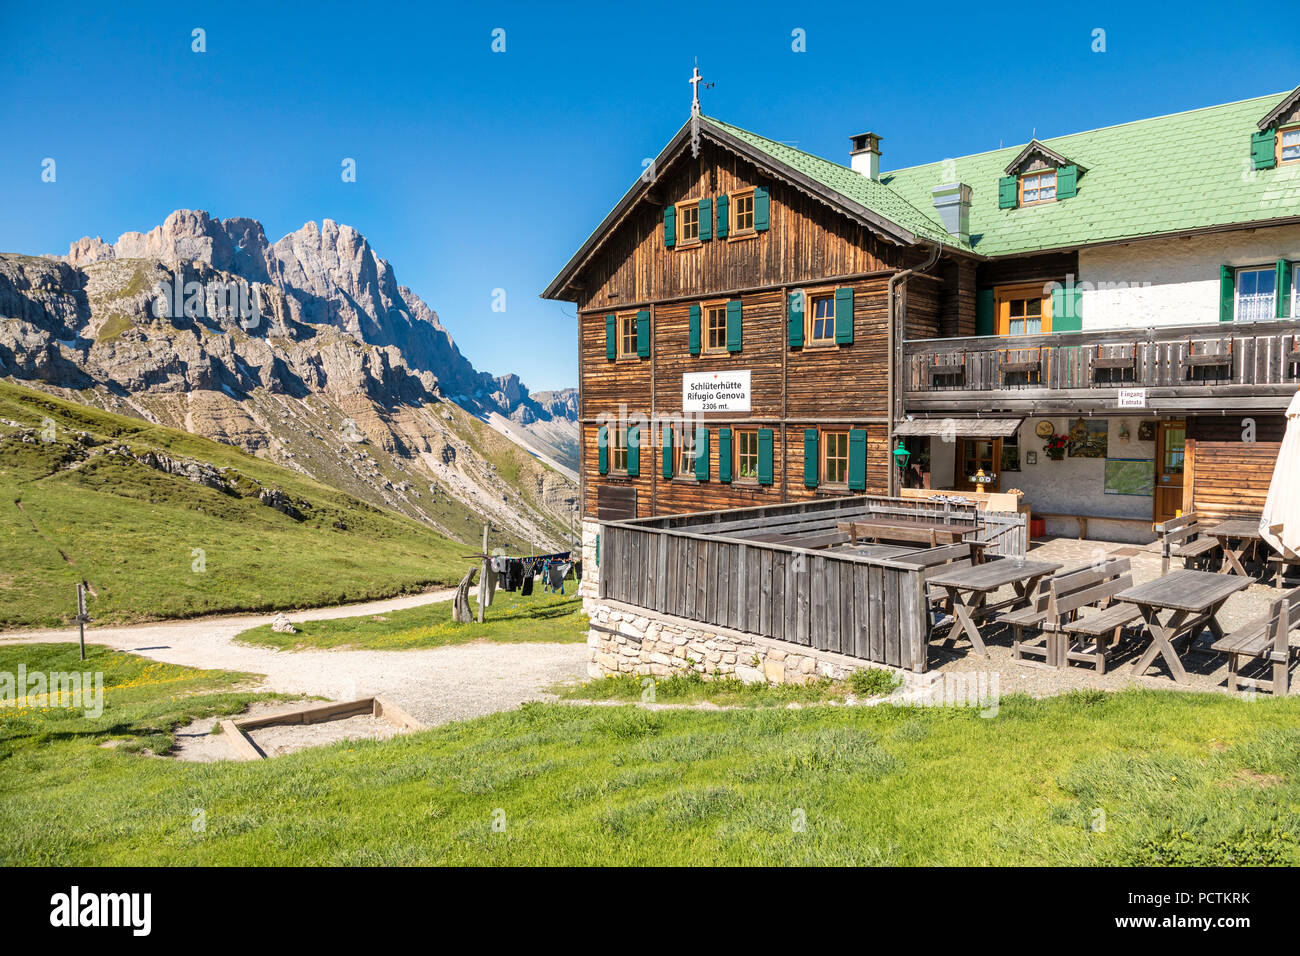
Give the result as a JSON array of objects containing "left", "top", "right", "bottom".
[{"left": 1, "top": 1, "right": 1295, "bottom": 391}]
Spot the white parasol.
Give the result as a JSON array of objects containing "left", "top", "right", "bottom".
[{"left": 1259, "top": 388, "right": 1300, "bottom": 561}]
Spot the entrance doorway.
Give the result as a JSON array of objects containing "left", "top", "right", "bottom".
[
  {"left": 955, "top": 438, "right": 1002, "bottom": 493},
  {"left": 1154, "top": 420, "right": 1186, "bottom": 523}
]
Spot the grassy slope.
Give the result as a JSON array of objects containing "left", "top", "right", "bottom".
[
  {"left": 234, "top": 590, "right": 585, "bottom": 651},
  {"left": 3, "top": 643, "right": 1298, "bottom": 866},
  {"left": 0, "top": 381, "right": 473, "bottom": 628}
]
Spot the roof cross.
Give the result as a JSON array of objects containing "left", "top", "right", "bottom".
[{"left": 689, "top": 65, "right": 704, "bottom": 115}]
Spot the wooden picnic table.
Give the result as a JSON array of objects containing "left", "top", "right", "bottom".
[
  {"left": 837, "top": 517, "right": 983, "bottom": 548},
  {"left": 925, "top": 557, "right": 1063, "bottom": 658},
  {"left": 1207, "top": 517, "right": 1265, "bottom": 577},
  {"left": 1116, "top": 569, "right": 1250, "bottom": 684}
]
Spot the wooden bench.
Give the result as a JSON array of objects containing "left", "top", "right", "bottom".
[
  {"left": 1155, "top": 511, "right": 1222, "bottom": 574},
  {"left": 896, "top": 542, "right": 986, "bottom": 616},
  {"left": 1001, "top": 558, "right": 1141, "bottom": 671},
  {"left": 1032, "top": 512, "right": 1153, "bottom": 541},
  {"left": 1211, "top": 588, "right": 1299, "bottom": 695},
  {"left": 837, "top": 519, "right": 980, "bottom": 549}
]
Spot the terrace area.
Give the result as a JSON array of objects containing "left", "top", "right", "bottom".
[
  {"left": 591, "top": 494, "right": 1297, "bottom": 695},
  {"left": 903, "top": 320, "right": 1300, "bottom": 415}
]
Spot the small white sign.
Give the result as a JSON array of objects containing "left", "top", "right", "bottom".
[
  {"left": 1117, "top": 388, "right": 1147, "bottom": 409},
  {"left": 683, "top": 370, "right": 751, "bottom": 413}
]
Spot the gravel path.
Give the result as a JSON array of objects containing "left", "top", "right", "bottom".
[{"left": 0, "top": 591, "right": 589, "bottom": 728}]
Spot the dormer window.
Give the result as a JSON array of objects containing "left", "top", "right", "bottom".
[
  {"left": 999, "top": 139, "right": 1083, "bottom": 209},
  {"left": 1021, "top": 169, "right": 1057, "bottom": 205}
]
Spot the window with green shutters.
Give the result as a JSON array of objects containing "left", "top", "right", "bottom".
[
  {"left": 636, "top": 310, "right": 650, "bottom": 358},
  {"left": 597, "top": 425, "right": 609, "bottom": 475},
  {"left": 717, "top": 428, "right": 733, "bottom": 483},
  {"left": 997, "top": 176, "right": 1018, "bottom": 209},
  {"left": 1251, "top": 129, "right": 1277, "bottom": 171},
  {"left": 847, "top": 429, "right": 867, "bottom": 492},
  {"left": 626, "top": 425, "right": 640, "bottom": 477},
  {"left": 694, "top": 426, "right": 710, "bottom": 481},
  {"left": 1275, "top": 259, "right": 1293, "bottom": 319},
  {"left": 726, "top": 300, "right": 743, "bottom": 353},
  {"left": 787, "top": 290, "right": 804, "bottom": 347},
  {"left": 834, "top": 287, "right": 854, "bottom": 344},
  {"left": 1051, "top": 284, "right": 1083, "bottom": 333},
  {"left": 688, "top": 304, "right": 701, "bottom": 356},
  {"left": 663, "top": 205, "right": 676, "bottom": 248},
  {"left": 1056, "top": 164, "right": 1078, "bottom": 199},
  {"left": 604, "top": 314, "right": 616, "bottom": 360},
  {"left": 698, "top": 198, "right": 713, "bottom": 242},
  {"left": 1219, "top": 265, "right": 1235, "bottom": 323},
  {"left": 976, "top": 289, "right": 995, "bottom": 336},
  {"left": 753, "top": 187, "right": 770, "bottom": 231},
  {"left": 803, "top": 429, "right": 819, "bottom": 488},
  {"left": 734, "top": 429, "right": 759, "bottom": 482},
  {"left": 757, "top": 428, "right": 774, "bottom": 486}
]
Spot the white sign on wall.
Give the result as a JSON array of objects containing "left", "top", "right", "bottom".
[
  {"left": 1117, "top": 388, "right": 1147, "bottom": 409},
  {"left": 683, "top": 370, "right": 751, "bottom": 413}
]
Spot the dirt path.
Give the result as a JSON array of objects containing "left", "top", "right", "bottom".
[{"left": 0, "top": 590, "right": 589, "bottom": 728}]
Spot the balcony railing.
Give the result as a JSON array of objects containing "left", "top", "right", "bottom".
[{"left": 903, "top": 320, "right": 1300, "bottom": 413}]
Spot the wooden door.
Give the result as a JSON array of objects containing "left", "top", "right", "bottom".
[
  {"left": 955, "top": 439, "right": 1002, "bottom": 493},
  {"left": 1154, "top": 420, "right": 1186, "bottom": 523}
]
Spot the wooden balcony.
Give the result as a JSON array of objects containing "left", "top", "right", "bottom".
[{"left": 903, "top": 320, "right": 1300, "bottom": 415}]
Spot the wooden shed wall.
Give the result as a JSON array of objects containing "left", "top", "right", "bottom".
[{"left": 1183, "top": 439, "right": 1282, "bottom": 519}]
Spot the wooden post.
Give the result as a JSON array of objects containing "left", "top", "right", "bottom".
[
  {"left": 76, "top": 583, "right": 87, "bottom": 661},
  {"left": 477, "top": 523, "right": 489, "bottom": 624}
]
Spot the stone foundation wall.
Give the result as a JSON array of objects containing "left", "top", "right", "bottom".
[
  {"left": 585, "top": 599, "right": 906, "bottom": 687},
  {"left": 580, "top": 519, "right": 600, "bottom": 601}
]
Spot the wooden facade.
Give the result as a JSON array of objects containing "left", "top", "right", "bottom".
[{"left": 564, "top": 136, "right": 925, "bottom": 520}]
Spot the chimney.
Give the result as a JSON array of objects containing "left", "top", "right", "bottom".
[
  {"left": 931, "top": 183, "right": 972, "bottom": 242},
  {"left": 849, "top": 132, "right": 881, "bottom": 180}
]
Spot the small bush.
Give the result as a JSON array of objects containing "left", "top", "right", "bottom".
[{"left": 848, "top": 668, "right": 902, "bottom": 698}]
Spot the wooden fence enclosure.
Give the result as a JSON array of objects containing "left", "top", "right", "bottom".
[
  {"left": 597, "top": 496, "right": 970, "bottom": 672},
  {"left": 1183, "top": 439, "right": 1282, "bottom": 519}
]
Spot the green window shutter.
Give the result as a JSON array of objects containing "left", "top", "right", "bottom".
[
  {"left": 847, "top": 429, "right": 867, "bottom": 492},
  {"left": 788, "top": 291, "right": 804, "bottom": 347},
  {"left": 754, "top": 187, "right": 770, "bottom": 232},
  {"left": 694, "top": 427, "right": 710, "bottom": 481},
  {"left": 1251, "top": 130, "right": 1277, "bottom": 171},
  {"left": 718, "top": 428, "right": 733, "bottom": 483},
  {"left": 698, "top": 198, "right": 713, "bottom": 241},
  {"left": 998, "top": 176, "right": 1018, "bottom": 209},
  {"left": 1276, "top": 259, "right": 1292, "bottom": 319},
  {"left": 1056, "top": 164, "right": 1077, "bottom": 199},
  {"left": 834, "top": 287, "right": 854, "bottom": 344},
  {"left": 1051, "top": 284, "right": 1082, "bottom": 332},
  {"left": 597, "top": 425, "right": 609, "bottom": 475},
  {"left": 976, "top": 289, "right": 995, "bottom": 336},
  {"left": 627, "top": 425, "right": 640, "bottom": 477},
  {"left": 715, "top": 194, "right": 729, "bottom": 238},
  {"left": 688, "top": 303, "right": 701, "bottom": 356},
  {"left": 757, "top": 428, "right": 774, "bottom": 486},
  {"left": 803, "top": 429, "right": 819, "bottom": 488},
  {"left": 636, "top": 309, "right": 650, "bottom": 358},
  {"left": 605, "top": 314, "right": 616, "bottom": 360},
  {"left": 595, "top": 533, "right": 599, "bottom": 565},
  {"left": 726, "top": 300, "right": 743, "bottom": 353},
  {"left": 1219, "top": 265, "right": 1235, "bottom": 323},
  {"left": 662, "top": 426, "right": 674, "bottom": 479},
  {"left": 663, "top": 205, "right": 676, "bottom": 247}
]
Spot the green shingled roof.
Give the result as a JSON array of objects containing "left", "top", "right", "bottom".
[
  {"left": 713, "top": 91, "right": 1300, "bottom": 258},
  {"left": 700, "top": 115, "right": 958, "bottom": 246}
]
